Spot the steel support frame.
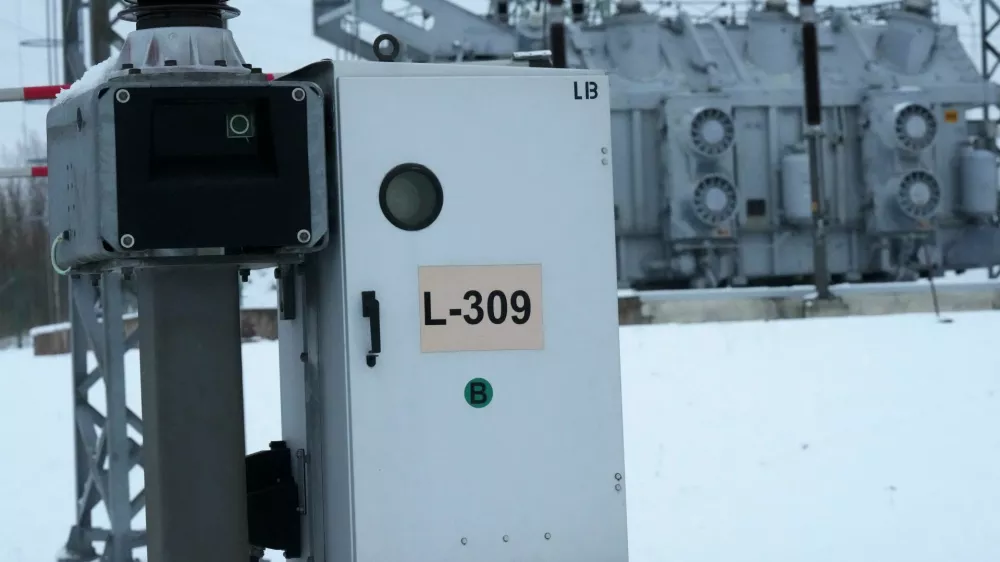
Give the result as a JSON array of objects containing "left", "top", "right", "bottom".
[
  {"left": 60, "top": 274, "right": 146, "bottom": 562},
  {"left": 983, "top": 0, "right": 1000, "bottom": 80},
  {"left": 312, "top": 0, "right": 518, "bottom": 60}
]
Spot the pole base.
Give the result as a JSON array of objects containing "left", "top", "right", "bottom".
[
  {"left": 802, "top": 294, "right": 849, "bottom": 318},
  {"left": 56, "top": 526, "right": 99, "bottom": 562}
]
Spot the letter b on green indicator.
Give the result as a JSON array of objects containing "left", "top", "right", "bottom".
[{"left": 464, "top": 378, "right": 493, "bottom": 408}]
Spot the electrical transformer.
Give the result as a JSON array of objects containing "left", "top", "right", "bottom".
[
  {"left": 325, "top": 0, "right": 1000, "bottom": 289},
  {"left": 591, "top": 0, "right": 1000, "bottom": 288}
]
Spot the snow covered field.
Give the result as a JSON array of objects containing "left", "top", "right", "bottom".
[{"left": 2, "top": 311, "right": 1000, "bottom": 562}]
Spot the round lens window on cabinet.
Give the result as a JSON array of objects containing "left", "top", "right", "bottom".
[{"left": 379, "top": 163, "right": 443, "bottom": 231}]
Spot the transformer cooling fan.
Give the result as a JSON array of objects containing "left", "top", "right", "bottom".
[
  {"left": 893, "top": 103, "right": 937, "bottom": 152},
  {"left": 688, "top": 108, "right": 735, "bottom": 157},
  {"left": 896, "top": 169, "right": 941, "bottom": 220},
  {"left": 692, "top": 174, "right": 738, "bottom": 225}
]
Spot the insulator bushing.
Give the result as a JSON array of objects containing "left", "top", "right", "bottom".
[{"left": 119, "top": 0, "right": 240, "bottom": 29}]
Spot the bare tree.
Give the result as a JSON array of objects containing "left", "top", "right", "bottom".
[{"left": 0, "top": 133, "right": 66, "bottom": 346}]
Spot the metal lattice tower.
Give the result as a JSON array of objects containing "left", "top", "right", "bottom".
[
  {"left": 59, "top": 275, "right": 145, "bottom": 562},
  {"left": 982, "top": 0, "right": 1000, "bottom": 79},
  {"left": 58, "top": 4, "right": 147, "bottom": 562},
  {"left": 309, "top": 0, "right": 949, "bottom": 61}
]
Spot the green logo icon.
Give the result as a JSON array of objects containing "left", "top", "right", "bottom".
[{"left": 464, "top": 378, "right": 493, "bottom": 408}]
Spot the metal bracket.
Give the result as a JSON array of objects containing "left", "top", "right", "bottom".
[
  {"left": 296, "top": 448, "right": 310, "bottom": 515},
  {"left": 246, "top": 441, "right": 303, "bottom": 558},
  {"left": 373, "top": 33, "right": 401, "bottom": 62},
  {"left": 277, "top": 265, "right": 298, "bottom": 321}
]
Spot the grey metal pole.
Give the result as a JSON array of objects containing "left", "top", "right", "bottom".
[
  {"left": 89, "top": 0, "right": 113, "bottom": 63},
  {"left": 799, "top": 0, "right": 832, "bottom": 299},
  {"left": 61, "top": 0, "right": 85, "bottom": 82},
  {"left": 548, "top": 0, "right": 567, "bottom": 68},
  {"left": 137, "top": 266, "right": 249, "bottom": 562}
]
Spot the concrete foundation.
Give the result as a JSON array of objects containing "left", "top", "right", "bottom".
[{"left": 619, "top": 282, "right": 1000, "bottom": 325}]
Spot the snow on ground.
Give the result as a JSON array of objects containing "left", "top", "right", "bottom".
[
  {"left": 0, "top": 342, "right": 281, "bottom": 562},
  {"left": 621, "top": 313, "right": 1000, "bottom": 562},
  {"left": 2, "top": 312, "right": 1000, "bottom": 562}
]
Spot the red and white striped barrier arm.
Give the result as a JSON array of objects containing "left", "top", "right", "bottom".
[
  {"left": 0, "top": 84, "right": 68, "bottom": 103},
  {"left": 0, "top": 73, "right": 282, "bottom": 103},
  {"left": 0, "top": 166, "right": 48, "bottom": 179}
]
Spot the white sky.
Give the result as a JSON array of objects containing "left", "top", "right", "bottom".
[{"left": 0, "top": 0, "right": 988, "bottom": 154}]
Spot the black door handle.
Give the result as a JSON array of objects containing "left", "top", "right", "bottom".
[{"left": 361, "top": 290, "right": 381, "bottom": 367}]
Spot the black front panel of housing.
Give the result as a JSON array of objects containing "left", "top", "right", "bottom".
[{"left": 114, "top": 85, "right": 312, "bottom": 251}]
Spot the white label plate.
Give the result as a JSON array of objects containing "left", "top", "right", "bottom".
[{"left": 418, "top": 264, "right": 544, "bottom": 352}]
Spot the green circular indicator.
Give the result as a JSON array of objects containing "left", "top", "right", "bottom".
[{"left": 464, "top": 378, "right": 493, "bottom": 408}]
